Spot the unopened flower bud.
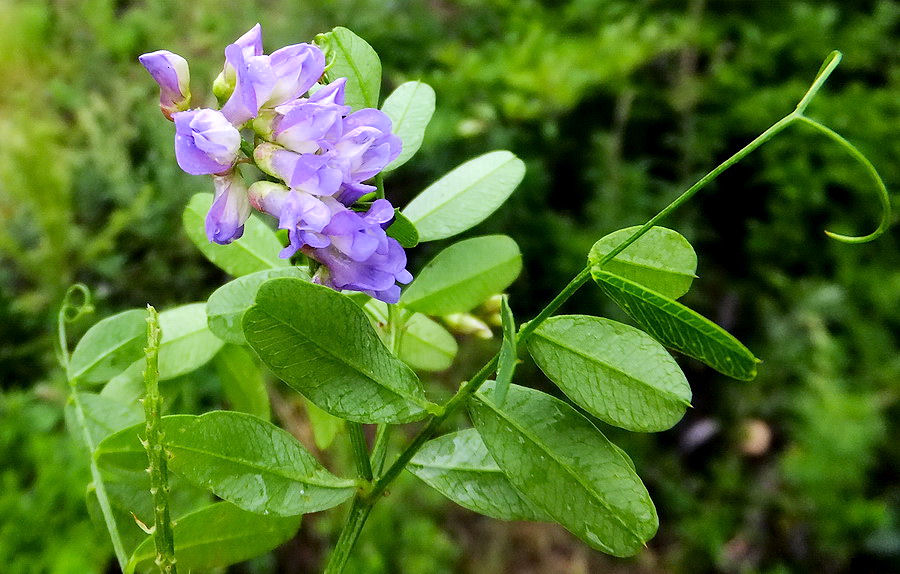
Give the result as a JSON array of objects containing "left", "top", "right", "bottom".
[
  {"left": 247, "top": 180, "right": 290, "bottom": 213},
  {"left": 443, "top": 313, "right": 493, "bottom": 339},
  {"left": 206, "top": 171, "right": 251, "bottom": 244},
  {"left": 172, "top": 109, "right": 241, "bottom": 175},
  {"left": 139, "top": 50, "right": 191, "bottom": 120},
  {"left": 251, "top": 109, "right": 278, "bottom": 140}
]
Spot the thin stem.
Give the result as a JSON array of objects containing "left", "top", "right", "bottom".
[
  {"left": 323, "top": 51, "right": 862, "bottom": 572},
  {"left": 323, "top": 497, "right": 373, "bottom": 574},
  {"left": 347, "top": 422, "right": 373, "bottom": 482},
  {"left": 793, "top": 115, "right": 891, "bottom": 243},
  {"left": 374, "top": 174, "right": 386, "bottom": 200},
  {"left": 795, "top": 51, "right": 842, "bottom": 114},
  {"left": 594, "top": 112, "right": 798, "bottom": 270},
  {"left": 142, "top": 306, "right": 177, "bottom": 574},
  {"left": 71, "top": 391, "right": 130, "bottom": 569},
  {"left": 370, "top": 424, "right": 391, "bottom": 477},
  {"left": 57, "top": 286, "right": 128, "bottom": 571}
]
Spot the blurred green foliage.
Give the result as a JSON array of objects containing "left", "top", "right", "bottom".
[{"left": 0, "top": 0, "right": 896, "bottom": 572}]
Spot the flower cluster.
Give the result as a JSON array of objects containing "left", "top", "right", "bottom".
[{"left": 140, "top": 24, "right": 411, "bottom": 302}]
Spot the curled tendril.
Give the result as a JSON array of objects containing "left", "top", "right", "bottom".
[
  {"left": 61, "top": 283, "right": 94, "bottom": 323},
  {"left": 790, "top": 50, "right": 892, "bottom": 244},
  {"left": 795, "top": 116, "right": 892, "bottom": 244},
  {"left": 57, "top": 283, "right": 94, "bottom": 371}
]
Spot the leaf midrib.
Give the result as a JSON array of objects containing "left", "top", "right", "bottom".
[
  {"left": 531, "top": 329, "right": 690, "bottom": 407},
  {"left": 130, "top": 520, "right": 293, "bottom": 569},
  {"left": 597, "top": 255, "right": 696, "bottom": 279},
  {"left": 331, "top": 29, "right": 376, "bottom": 108},
  {"left": 188, "top": 206, "right": 283, "bottom": 271},
  {"left": 170, "top": 443, "right": 356, "bottom": 490},
  {"left": 71, "top": 331, "right": 143, "bottom": 380},
  {"left": 476, "top": 394, "right": 645, "bottom": 550},
  {"left": 405, "top": 153, "right": 519, "bottom": 224},
  {"left": 402, "top": 252, "right": 520, "bottom": 311},
  {"left": 595, "top": 271, "right": 755, "bottom": 358},
  {"left": 253, "top": 306, "right": 428, "bottom": 409}
]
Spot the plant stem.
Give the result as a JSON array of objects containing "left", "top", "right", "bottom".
[
  {"left": 347, "top": 422, "right": 373, "bottom": 481},
  {"left": 142, "top": 305, "right": 177, "bottom": 574},
  {"left": 70, "top": 390, "right": 130, "bottom": 569},
  {"left": 323, "top": 51, "right": 857, "bottom": 572},
  {"left": 57, "top": 286, "right": 128, "bottom": 571},
  {"left": 323, "top": 497, "right": 374, "bottom": 574}
]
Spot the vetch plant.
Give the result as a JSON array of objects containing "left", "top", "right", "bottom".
[{"left": 59, "top": 24, "right": 891, "bottom": 573}]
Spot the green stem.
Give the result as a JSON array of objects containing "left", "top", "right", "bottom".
[
  {"left": 374, "top": 174, "right": 386, "bottom": 200},
  {"left": 322, "top": 51, "right": 873, "bottom": 572},
  {"left": 57, "top": 286, "right": 128, "bottom": 570},
  {"left": 794, "top": 50, "right": 842, "bottom": 115},
  {"left": 322, "top": 113, "right": 797, "bottom": 572},
  {"left": 142, "top": 306, "right": 177, "bottom": 574},
  {"left": 370, "top": 424, "right": 391, "bottom": 477},
  {"left": 347, "top": 422, "right": 373, "bottom": 482},
  {"left": 71, "top": 391, "right": 130, "bottom": 569},
  {"left": 323, "top": 497, "right": 373, "bottom": 574}
]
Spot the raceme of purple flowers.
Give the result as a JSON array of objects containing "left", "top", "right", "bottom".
[{"left": 140, "top": 24, "right": 411, "bottom": 303}]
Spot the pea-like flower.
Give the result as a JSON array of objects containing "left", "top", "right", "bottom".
[
  {"left": 220, "top": 24, "right": 326, "bottom": 126},
  {"left": 139, "top": 50, "right": 191, "bottom": 120},
  {"left": 207, "top": 171, "right": 251, "bottom": 244},
  {"left": 332, "top": 109, "right": 402, "bottom": 200},
  {"left": 309, "top": 199, "right": 413, "bottom": 303},
  {"left": 172, "top": 109, "right": 242, "bottom": 175},
  {"left": 248, "top": 181, "right": 332, "bottom": 258},
  {"left": 254, "top": 143, "right": 343, "bottom": 197}
]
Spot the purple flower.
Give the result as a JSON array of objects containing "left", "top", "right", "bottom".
[
  {"left": 220, "top": 37, "right": 325, "bottom": 126},
  {"left": 254, "top": 143, "right": 342, "bottom": 196},
  {"left": 308, "top": 199, "right": 412, "bottom": 303},
  {"left": 206, "top": 171, "right": 251, "bottom": 244},
  {"left": 139, "top": 50, "right": 190, "bottom": 120},
  {"left": 271, "top": 100, "right": 345, "bottom": 153},
  {"left": 173, "top": 109, "right": 241, "bottom": 175},
  {"left": 266, "top": 44, "right": 326, "bottom": 107},
  {"left": 333, "top": 109, "right": 402, "bottom": 184},
  {"left": 214, "top": 24, "right": 264, "bottom": 102},
  {"left": 248, "top": 181, "right": 332, "bottom": 258}
]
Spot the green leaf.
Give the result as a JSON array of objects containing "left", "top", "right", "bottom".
[
  {"left": 399, "top": 235, "right": 522, "bottom": 316},
  {"left": 381, "top": 81, "right": 436, "bottom": 171},
  {"left": 402, "top": 151, "right": 525, "bottom": 241},
  {"left": 528, "top": 316, "right": 691, "bottom": 432},
  {"left": 493, "top": 296, "right": 516, "bottom": 404},
  {"left": 470, "top": 383, "right": 658, "bottom": 557},
  {"left": 156, "top": 303, "right": 225, "bottom": 380},
  {"left": 317, "top": 27, "right": 381, "bottom": 111},
  {"left": 69, "top": 309, "right": 146, "bottom": 385},
  {"left": 125, "top": 502, "right": 301, "bottom": 574},
  {"left": 409, "top": 429, "right": 551, "bottom": 522},
  {"left": 74, "top": 392, "right": 143, "bottom": 446},
  {"left": 243, "top": 278, "right": 429, "bottom": 423},
  {"left": 305, "top": 399, "right": 345, "bottom": 451},
  {"left": 183, "top": 193, "right": 287, "bottom": 277},
  {"left": 96, "top": 415, "right": 196, "bottom": 471},
  {"left": 589, "top": 226, "right": 697, "bottom": 299},
  {"left": 591, "top": 270, "right": 759, "bottom": 380},
  {"left": 214, "top": 345, "right": 270, "bottom": 421},
  {"left": 207, "top": 267, "right": 309, "bottom": 345},
  {"left": 365, "top": 300, "right": 458, "bottom": 372},
  {"left": 385, "top": 209, "right": 419, "bottom": 248},
  {"left": 98, "top": 303, "right": 225, "bottom": 401},
  {"left": 98, "top": 412, "right": 356, "bottom": 516}
]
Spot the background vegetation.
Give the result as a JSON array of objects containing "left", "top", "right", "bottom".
[{"left": 1, "top": 1, "right": 896, "bottom": 572}]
